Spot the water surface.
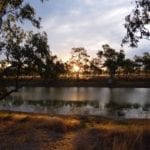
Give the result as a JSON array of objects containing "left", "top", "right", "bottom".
[{"left": 1, "top": 87, "right": 150, "bottom": 118}]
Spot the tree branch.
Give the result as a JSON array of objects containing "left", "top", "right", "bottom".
[{"left": 0, "top": 84, "right": 21, "bottom": 100}]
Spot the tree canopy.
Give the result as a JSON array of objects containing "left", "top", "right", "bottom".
[
  {"left": 68, "top": 47, "right": 90, "bottom": 78},
  {"left": 97, "top": 44, "right": 125, "bottom": 79},
  {"left": 0, "top": 0, "right": 46, "bottom": 29},
  {"left": 122, "top": 0, "right": 150, "bottom": 47},
  {"left": 0, "top": 0, "right": 51, "bottom": 99}
]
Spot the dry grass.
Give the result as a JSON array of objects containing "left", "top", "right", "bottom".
[{"left": 0, "top": 111, "right": 149, "bottom": 150}]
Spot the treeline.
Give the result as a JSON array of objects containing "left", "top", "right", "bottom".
[
  {"left": 0, "top": 11, "right": 149, "bottom": 81},
  {"left": 66, "top": 45, "right": 150, "bottom": 79},
  {"left": 0, "top": 0, "right": 149, "bottom": 82},
  {"left": 0, "top": 43, "right": 150, "bottom": 80}
]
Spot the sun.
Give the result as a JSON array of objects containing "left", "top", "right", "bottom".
[{"left": 72, "top": 64, "right": 80, "bottom": 72}]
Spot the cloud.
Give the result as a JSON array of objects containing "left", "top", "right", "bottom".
[
  {"left": 39, "top": 0, "right": 148, "bottom": 61},
  {"left": 69, "top": 9, "right": 81, "bottom": 16},
  {"left": 83, "top": 0, "right": 95, "bottom": 6}
]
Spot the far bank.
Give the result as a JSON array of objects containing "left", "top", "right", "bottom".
[{"left": 1, "top": 77, "right": 150, "bottom": 87}]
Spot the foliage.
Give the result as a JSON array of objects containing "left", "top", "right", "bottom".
[
  {"left": 122, "top": 0, "right": 150, "bottom": 47},
  {"left": 68, "top": 47, "right": 90, "bottom": 78},
  {"left": 142, "top": 52, "right": 150, "bottom": 73},
  {"left": 123, "top": 59, "right": 135, "bottom": 77},
  {"left": 0, "top": 0, "right": 47, "bottom": 29},
  {"left": 97, "top": 44, "right": 125, "bottom": 79},
  {"left": 0, "top": 22, "right": 64, "bottom": 79},
  {"left": 134, "top": 52, "right": 150, "bottom": 74},
  {"left": 90, "top": 58, "right": 102, "bottom": 75}
]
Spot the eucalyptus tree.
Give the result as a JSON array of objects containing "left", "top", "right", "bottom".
[
  {"left": 0, "top": 0, "right": 46, "bottom": 29},
  {"left": 123, "top": 59, "right": 135, "bottom": 78},
  {"left": 142, "top": 52, "right": 150, "bottom": 75},
  {"left": 122, "top": 0, "right": 150, "bottom": 47},
  {"left": 42, "top": 55, "right": 66, "bottom": 79},
  {"left": 0, "top": 0, "right": 51, "bottom": 100},
  {"left": 134, "top": 55, "right": 143, "bottom": 74},
  {"left": 0, "top": 26, "right": 64, "bottom": 99},
  {"left": 1, "top": 26, "right": 64, "bottom": 80},
  {"left": 69, "top": 47, "right": 90, "bottom": 79},
  {"left": 134, "top": 52, "right": 150, "bottom": 75},
  {"left": 90, "top": 58, "right": 102, "bottom": 76},
  {"left": 0, "top": 0, "right": 46, "bottom": 62},
  {"left": 23, "top": 31, "right": 50, "bottom": 78},
  {"left": 1, "top": 21, "right": 65, "bottom": 77},
  {"left": 97, "top": 44, "right": 125, "bottom": 80},
  {"left": 0, "top": 21, "right": 26, "bottom": 87}
]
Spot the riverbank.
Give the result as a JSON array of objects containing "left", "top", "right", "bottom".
[
  {"left": 0, "top": 111, "right": 149, "bottom": 150},
  {"left": 1, "top": 77, "right": 150, "bottom": 87}
]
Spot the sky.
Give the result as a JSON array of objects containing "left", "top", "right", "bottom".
[{"left": 26, "top": 0, "right": 150, "bottom": 61}]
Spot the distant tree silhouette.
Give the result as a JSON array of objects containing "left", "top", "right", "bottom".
[
  {"left": 134, "top": 52, "right": 150, "bottom": 76},
  {"left": 123, "top": 59, "right": 135, "bottom": 78},
  {"left": 90, "top": 58, "right": 102, "bottom": 76},
  {"left": 134, "top": 55, "right": 143, "bottom": 75},
  {"left": 97, "top": 44, "right": 125, "bottom": 80},
  {"left": 69, "top": 47, "right": 90, "bottom": 79},
  {"left": 142, "top": 52, "right": 150, "bottom": 75}
]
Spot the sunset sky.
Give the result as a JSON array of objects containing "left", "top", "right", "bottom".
[{"left": 26, "top": 0, "right": 150, "bottom": 61}]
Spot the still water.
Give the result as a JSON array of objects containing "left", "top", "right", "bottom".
[{"left": 1, "top": 87, "right": 150, "bottom": 118}]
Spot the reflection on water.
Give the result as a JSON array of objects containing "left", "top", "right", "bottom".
[{"left": 1, "top": 87, "right": 150, "bottom": 118}]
